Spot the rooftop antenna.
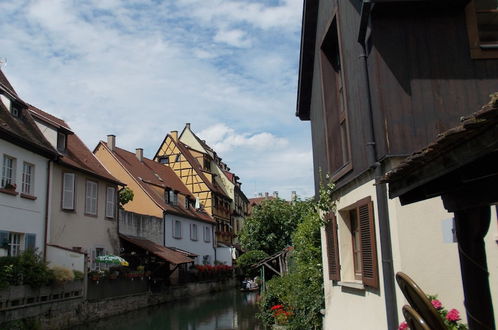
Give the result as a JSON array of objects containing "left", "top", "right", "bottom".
[{"left": 0, "top": 58, "right": 7, "bottom": 70}]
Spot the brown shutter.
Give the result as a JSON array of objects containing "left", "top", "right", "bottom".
[
  {"left": 359, "top": 200, "right": 379, "bottom": 288},
  {"left": 325, "top": 212, "right": 341, "bottom": 281}
]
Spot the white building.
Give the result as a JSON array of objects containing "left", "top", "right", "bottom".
[{"left": 0, "top": 70, "right": 57, "bottom": 257}]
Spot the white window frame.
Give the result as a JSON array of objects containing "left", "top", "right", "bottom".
[
  {"left": 9, "top": 232, "right": 22, "bottom": 257},
  {"left": 105, "top": 186, "right": 115, "bottom": 218},
  {"left": 204, "top": 226, "right": 211, "bottom": 242},
  {"left": 173, "top": 220, "right": 182, "bottom": 239},
  {"left": 2, "top": 155, "right": 16, "bottom": 188},
  {"left": 85, "top": 180, "right": 98, "bottom": 215},
  {"left": 21, "top": 162, "right": 34, "bottom": 195},
  {"left": 190, "top": 223, "right": 198, "bottom": 241},
  {"left": 62, "top": 173, "right": 75, "bottom": 210}
]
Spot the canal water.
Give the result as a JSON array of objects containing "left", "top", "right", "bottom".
[{"left": 75, "top": 289, "right": 264, "bottom": 330}]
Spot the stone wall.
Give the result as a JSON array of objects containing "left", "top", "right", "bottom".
[
  {"left": 119, "top": 209, "right": 163, "bottom": 245},
  {"left": 0, "top": 279, "right": 235, "bottom": 329}
]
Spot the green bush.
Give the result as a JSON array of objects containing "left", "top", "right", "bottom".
[
  {"left": 258, "top": 204, "right": 324, "bottom": 330},
  {"left": 0, "top": 250, "right": 54, "bottom": 289},
  {"left": 73, "top": 270, "right": 84, "bottom": 281},
  {"left": 236, "top": 250, "right": 268, "bottom": 277}
]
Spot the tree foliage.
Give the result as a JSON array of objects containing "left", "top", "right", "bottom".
[
  {"left": 239, "top": 199, "right": 312, "bottom": 255},
  {"left": 236, "top": 250, "right": 268, "bottom": 277},
  {"left": 256, "top": 177, "right": 335, "bottom": 329},
  {"left": 119, "top": 187, "right": 134, "bottom": 207}
]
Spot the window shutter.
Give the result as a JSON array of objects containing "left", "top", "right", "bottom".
[
  {"left": 106, "top": 187, "right": 115, "bottom": 218},
  {"left": 0, "top": 231, "right": 9, "bottom": 250},
  {"left": 25, "top": 234, "right": 36, "bottom": 251},
  {"left": 359, "top": 200, "right": 379, "bottom": 288},
  {"left": 62, "top": 173, "right": 75, "bottom": 209},
  {"left": 325, "top": 212, "right": 341, "bottom": 281}
]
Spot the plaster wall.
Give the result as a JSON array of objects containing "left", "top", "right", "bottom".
[
  {"left": 164, "top": 213, "right": 215, "bottom": 265},
  {"left": 46, "top": 245, "right": 85, "bottom": 272},
  {"left": 94, "top": 144, "right": 163, "bottom": 218},
  {"left": 48, "top": 164, "right": 119, "bottom": 256},
  {"left": 0, "top": 139, "right": 49, "bottom": 254},
  {"left": 33, "top": 121, "right": 58, "bottom": 149},
  {"left": 322, "top": 179, "right": 498, "bottom": 329}
]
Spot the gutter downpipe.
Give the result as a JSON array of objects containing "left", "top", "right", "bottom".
[
  {"left": 43, "top": 159, "right": 52, "bottom": 261},
  {"left": 358, "top": 2, "right": 398, "bottom": 329}
]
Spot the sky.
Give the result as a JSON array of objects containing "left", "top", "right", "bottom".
[{"left": 0, "top": 0, "right": 314, "bottom": 200}]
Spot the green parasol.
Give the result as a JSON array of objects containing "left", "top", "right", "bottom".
[{"left": 95, "top": 255, "right": 129, "bottom": 266}]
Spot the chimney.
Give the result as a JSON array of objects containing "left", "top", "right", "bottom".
[
  {"left": 135, "top": 148, "right": 143, "bottom": 162},
  {"left": 171, "top": 130, "right": 178, "bottom": 141},
  {"left": 107, "top": 134, "right": 116, "bottom": 151},
  {"left": 291, "top": 191, "right": 297, "bottom": 201},
  {"left": 264, "top": 192, "right": 269, "bottom": 198},
  {"left": 186, "top": 123, "right": 191, "bottom": 130},
  {"left": 273, "top": 191, "right": 279, "bottom": 198}
]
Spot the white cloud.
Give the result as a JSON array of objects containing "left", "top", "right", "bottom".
[{"left": 0, "top": 0, "right": 313, "bottom": 199}]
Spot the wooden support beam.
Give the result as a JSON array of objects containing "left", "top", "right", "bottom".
[{"left": 451, "top": 205, "right": 495, "bottom": 330}]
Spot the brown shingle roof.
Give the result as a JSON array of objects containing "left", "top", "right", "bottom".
[
  {"left": 120, "top": 234, "right": 194, "bottom": 265},
  {"left": 103, "top": 143, "right": 215, "bottom": 224},
  {"left": 384, "top": 94, "right": 498, "bottom": 184},
  {"left": 26, "top": 106, "right": 120, "bottom": 184},
  {"left": 0, "top": 75, "right": 57, "bottom": 158}
]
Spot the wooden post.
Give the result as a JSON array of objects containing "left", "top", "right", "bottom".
[{"left": 454, "top": 206, "right": 495, "bottom": 330}]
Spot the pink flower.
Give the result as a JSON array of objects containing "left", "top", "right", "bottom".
[
  {"left": 398, "top": 321, "right": 409, "bottom": 330},
  {"left": 431, "top": 299, "right": 443, "bottom": 310},
  {"left": 446, "top": 309, "right": 461, "bottom": 322}
]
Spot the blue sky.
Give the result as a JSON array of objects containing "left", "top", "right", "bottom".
[{"left": 0, "top": 0, "right": 314, "bottom": 200}]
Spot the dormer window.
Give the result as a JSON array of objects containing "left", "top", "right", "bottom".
[
  {"left": 165, "top": 189, "right": 177, "bottom": 205},
  {"left": 158, "top": 156, "right": 169, "bottom": 164},
  {"left": 185, "top": 197, "right": 191, "bottom": 209},
  {"left": 57, "top": 132, "right": 67, "bottom": 152},
  {"left": 11, "top": 105, "right": 20, "bottom": 118}
]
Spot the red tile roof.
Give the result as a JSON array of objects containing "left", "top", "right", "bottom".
[
  {"left": 102, "top": 142, "right": 215, "bottom": 224},
  {"left": 120, "top": 234, "right": 194, "bottom": 265}
]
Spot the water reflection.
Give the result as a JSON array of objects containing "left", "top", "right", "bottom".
[{"left": 75, "top": 289, "right": 264, "bottom": 330}]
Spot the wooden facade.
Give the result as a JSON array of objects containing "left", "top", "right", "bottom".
[{"left": 299, "top": 0, "right": 498, "bottom": 193}]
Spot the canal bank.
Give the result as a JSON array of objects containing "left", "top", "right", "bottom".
[
  {"left": 74, "top": 286, "right": 263, "bottom": 330},
  {"left": 1, "top": 279, "right": 236, "bottom": 329}
]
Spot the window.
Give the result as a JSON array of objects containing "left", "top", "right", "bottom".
[
  {"left": 105, "top": 187, "right": 115, "bottom": 218},
  {"left": 466, "top": 0, "right": 498, "bottom": 58},
  {"left": 325, "top": 197, "right": 379, "bottom": 288},
  {"left": 2, "top": 155, "right": 16, "bottom": 188},
  {"left": 158, "top": 156, "right": 169, "bottom": 164},
  {"left": 62, "top": 173, "right": 75, "bottom": 210},
  {"left": 9, "top": 232, "right": 22, "bottom": 257},
  {"left": 175, "top": 154, "right": 181, "bottom": 162},
  {"left": 85, "top": 180, "right": 98, "bottom": 215},
  {"left": 11, "top": 105, "right": 19, "bottom": 117},
  {"left": 168, "top": 190, "right": 177, "bottom": 205},
  {"left": 57, "top": 132, "right": 67, "bottom": 152},
  {"left": 185, "top": 197, "right": 190, "bottom": 209},
  {"left": 204, "top": 226, "right": 211, "bottom": 242},
  {"left": 173, "top": 220, "right": 182, "bottom": 239},
  {"left": 22, "top": 162, "right": 34, "bottom": 195},
  {"left": 191, "top": 223, "right": 198, "bottom": 241},
  {"left": 203, "top": 158, "right": 211, "bottom": 171},
  {"left": 320, "top": 18, "right": 352, "bottom": 180}
]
